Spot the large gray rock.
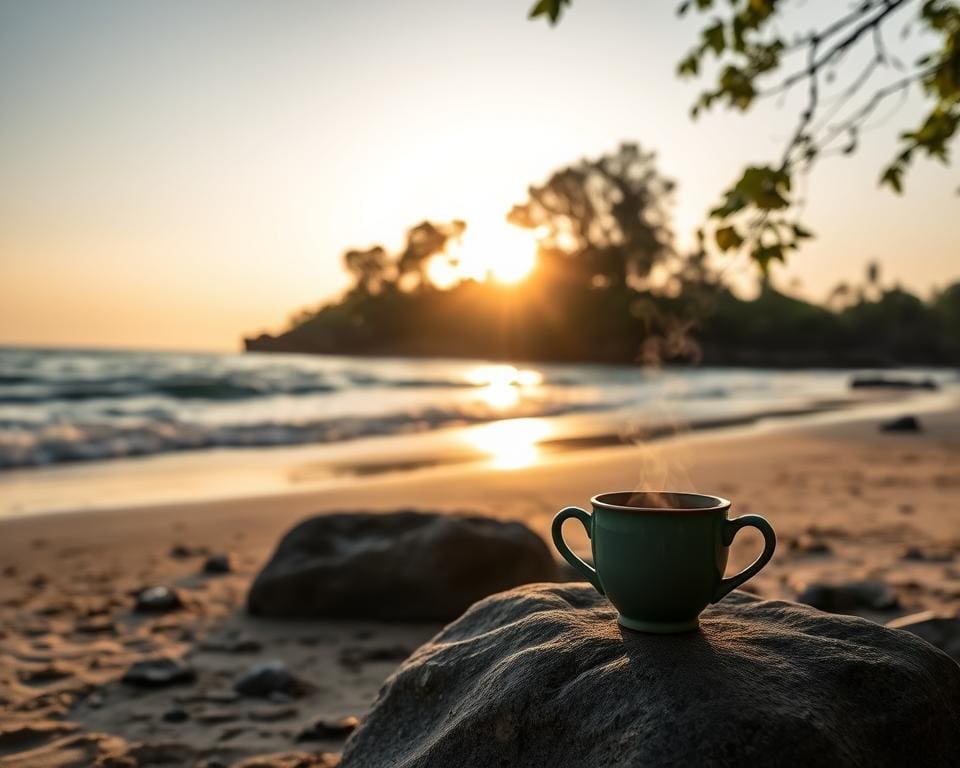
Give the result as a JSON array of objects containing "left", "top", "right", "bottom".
[
  {"left": 247, "top": 511, "right": 556, "bottom": 621},
  {"left": 342, "top": 583, "right": 960, "bottom": 768}
]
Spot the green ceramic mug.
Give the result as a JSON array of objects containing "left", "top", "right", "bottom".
[{"left": 552, "top": 491, "right": 776, "bottom": 633}]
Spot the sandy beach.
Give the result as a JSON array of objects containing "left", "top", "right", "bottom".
[{"left": 1, "top": 397, "right": 959, "bottom": 766}]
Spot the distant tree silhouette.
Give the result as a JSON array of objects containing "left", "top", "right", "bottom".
[
  {"left": 344, "top": 246, "right": 390, "bottom": 295},
  {"left": 397, "top": 220, "right": 466, "bottom": 291},
  {"left": 826, "top": 281, "right": 854, "bottom": 311},
  {"left": 508, "top": 143, "right": 676, "bottom": 290},
  {"left": 250, "top": 141, "right": 960, "bottom": 368},
  {"left": 341, "top": 220, "right": 467, "bottom": 296}
]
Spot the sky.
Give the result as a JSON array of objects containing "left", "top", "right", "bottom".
[{"left": 1, "top": 0, "right": 957, "bottom": 351}]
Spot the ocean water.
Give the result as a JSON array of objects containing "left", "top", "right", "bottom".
[{"left": 0, "top": 347, "right": 953, "bottom": 470}]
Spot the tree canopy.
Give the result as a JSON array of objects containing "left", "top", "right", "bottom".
[
  {"left": 528, "top": 0, "right": 959, "bottom": 271},
  {"left": 507, "top": 143, "right": 676, "bottom": 289},
  {"left": 342, "top": 219, "right": 467, "bottom": 297}
]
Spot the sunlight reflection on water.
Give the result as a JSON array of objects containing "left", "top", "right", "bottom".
[
  {"left": 461, "top": 417, "right": 553, "bottom": 470},
  {"left": 464, "top": 364, "right": 544, "bottom": 411}
]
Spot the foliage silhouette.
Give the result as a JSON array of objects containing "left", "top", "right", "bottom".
[
  {"left": 507, "top": 143, "right": 676, "bottom": 290},
  {"left": 528, "top": 1, "right": 959, "bottom": 271},
  {"left": 247, "top": 146, "right": 959, "bottom": 367}
]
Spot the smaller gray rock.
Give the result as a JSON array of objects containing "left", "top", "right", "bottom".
[
  {"left": 202, "top": 553, "right": 233, "bottom": 574},
  {"left": 787, "top": 535, "right": 832, "bottom": 555},
  {"left": 881, "top": 415, "right": 922, "bottom": 433},
  {"left": 902, "top": 546, "right": 954, "bottom": 563},
  {"left": 135, "top": 585, "right": 184, "bottom": 613},
  {"left": 297, "top": 715, "right": 359, "bottom": 741},
  {"left": 888, "top": 611, "right": 960, "bottom": 662},
  {"left": 170, "top": 544, "right": 206, "bottom": 559},
  {"left": 851, "top": 376, "right": 938, "bottom": 391},
  {"left": 234, "top": 661, "right": 309, "bottom": 698},
  {"left": 161, "top": 708, "right": 190, "bottom": 723},
  {"left": 797, "top": 580, "right": 899, "bottom": 614},
  {"left": 123, "top": 658, "right": 196, "bottom": 688}
]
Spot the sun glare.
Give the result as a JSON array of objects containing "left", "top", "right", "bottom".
[
  {"left": 425, "top": 257, "right": 461, "bottom": 290},
  {"left": 464, "top": 364, "right": 543, "bottom": 409},
  {"left": 445, "top": 222, "right": 538, "bottom": 285},
  {"left": 462, "top": 418, "right": 553, "bottom": 470}
]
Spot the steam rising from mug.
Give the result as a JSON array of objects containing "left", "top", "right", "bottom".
[{"left": 623, "top": 420, "right": 696, "bottom": 510}]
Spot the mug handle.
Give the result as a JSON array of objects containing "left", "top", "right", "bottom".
[
  {"left": 552, "top": 506, "right": 604, "bottom": 595},
  {"left": 711, "top": 514, "right": 777, "bottom": 603}
]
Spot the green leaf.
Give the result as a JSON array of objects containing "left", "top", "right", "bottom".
[
  {"left": 715, "top": 225, "right": 744, "bottom": 251},
  {"left": 709, "top": 191, "right": 747, "bottom": 218},
  {"left": 677, "top": 53, "right": 700, "bottom": 77},
  {"left": 703, "top": 22, "right": 726, "bottom": 55},
  {"left": 732, "top": 166, "right": 791, "bottom": 210},
  {"left": 718, "top": 65, "right": 756, "bottom": 110},
  {"left": 881, "top": 165, "right": 904, "bottom": 194},
  {"left": 528, "top": 0, "right": 571, "bottom": 24},
  {"left": 791, "top": 223, "right": 813, "bottom": 240}
]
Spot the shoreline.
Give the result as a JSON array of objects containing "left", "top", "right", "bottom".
[
  {"left": 1, "top": 386, "right": 947, "bottom": 521},
  {"left": 4, "top": 340, "right": 958, "bottom": 370},
  {"left": 1, "top": 389, "right": 956, "bottom": 551},
  {"left": 242, "top": 335, "right": 960, "bottom": 370}
]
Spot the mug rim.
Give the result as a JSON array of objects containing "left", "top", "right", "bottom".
[{"left": 592, "top": 491, "right": 730, "bottom": 513}]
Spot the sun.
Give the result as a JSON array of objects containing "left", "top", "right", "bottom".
[{"left": 429, "top": 221, "right": 537, "bottom": 287}]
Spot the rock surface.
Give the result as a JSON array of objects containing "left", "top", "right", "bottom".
[
  {"left": 902, "top": 545, "right": 954, "bottom": 563},
  {"left": 134, "top": 585, "right": 184, "bottom": 613},
  {"left": 851, "top": 375, "right": 938, "bottom": 390},
  {"left": 341, "top": 583, "right": 960, "bottom": 768},
  {"left": 122, "top": 657, "right": 196, "bottom": 688},
  {"left": 247, "top": 510, "right": 556, "bottom": 621},
  {"left": 203, "top": 553, "right": 234, "bottom": 574},
  {"left": 888, "top": 611, "right": 960, "bottom": 662},
  {"left": 881, "top": 415, "right": 923, "bottom": 432},
  {"left": 234, "top": 661, "right": 310, "bottom": 699}
]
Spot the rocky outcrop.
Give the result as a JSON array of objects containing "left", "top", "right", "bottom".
[{"left": 342, "top": 583, "right": 960, "bottom": 767}]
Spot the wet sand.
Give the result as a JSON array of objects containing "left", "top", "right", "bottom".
[{"left": 1, "top": 399, "right": 958, "bottom": 765}]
